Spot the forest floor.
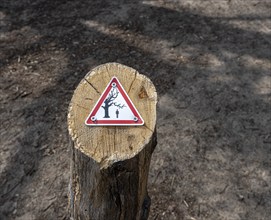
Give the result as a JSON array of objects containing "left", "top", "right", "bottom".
[{"left": 1, "top": 0, "right": 271, "bottom": 219}]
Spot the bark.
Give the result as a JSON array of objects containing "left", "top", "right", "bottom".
[
  {"left": 69, "top": 132, "right": 156, "bottom": 220},
  {"left": 67, "top": 62, "right": 157, "bottom": 220}
]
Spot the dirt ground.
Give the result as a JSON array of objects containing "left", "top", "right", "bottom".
[{"left": 0, "top": 0, "right": 270, "bottom": 219}]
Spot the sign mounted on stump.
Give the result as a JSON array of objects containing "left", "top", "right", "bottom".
[
  {"left": 85, "top": 77, "right": 144, "bottom": 126},
  {"left": 68, "top": 63, "right": 157, "bottom": 219}
]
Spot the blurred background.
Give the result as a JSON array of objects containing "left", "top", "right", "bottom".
[{"left": 1, "top": 0, "right": 270, "bottom": 219}]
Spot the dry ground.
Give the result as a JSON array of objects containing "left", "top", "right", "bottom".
[{"left": 1, "top": 0, "right": 271, "bottom": 219}]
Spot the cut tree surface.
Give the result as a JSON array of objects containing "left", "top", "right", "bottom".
[
  {"left": 68, "top": 62, "right": 157, "bottom": 168},
  {"left": 67, "top": 63, "right": 157, "bottom": 220}
]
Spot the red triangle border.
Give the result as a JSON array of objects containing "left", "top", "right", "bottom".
[{"left": 85, "top": 77, "right": 144, "bottom": 126}]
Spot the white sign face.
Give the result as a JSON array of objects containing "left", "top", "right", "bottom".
[{"left": 85, "top": 77, "right": 144, "bottom": 126}]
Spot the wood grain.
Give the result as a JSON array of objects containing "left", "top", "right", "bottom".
[
  {"left": 68, "top": 62, "right": 157, "bottom": 168},
  {"left": 68, "top": 63, "right": 157, "bottom": 220}
]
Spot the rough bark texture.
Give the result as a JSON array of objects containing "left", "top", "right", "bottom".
[
  {"left": 67, "top": 63, "right": 157, "bottom": 220},
  {"left": 69, "top": 132, "right": 156, "bottom": 220}
]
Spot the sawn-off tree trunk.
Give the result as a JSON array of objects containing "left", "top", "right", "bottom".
[{"left": 67, "top": 63, "right": 157, "bottom": 220}]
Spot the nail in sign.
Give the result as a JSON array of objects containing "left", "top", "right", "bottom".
[{"left": 85, "top": 77, "right": 144, "bottom": 126}]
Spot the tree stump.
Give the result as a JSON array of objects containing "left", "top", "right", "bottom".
[{"left": 67, "top": 63, "right": 157, "bottom": 220}]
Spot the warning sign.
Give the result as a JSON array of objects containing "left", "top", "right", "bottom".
[{"left": 85, "top": 77, "right": 144, "bottom": 126}]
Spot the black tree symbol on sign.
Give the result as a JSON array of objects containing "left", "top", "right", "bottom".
[{"left": 102, "top": 88, "right": 125, "bottom": 118}]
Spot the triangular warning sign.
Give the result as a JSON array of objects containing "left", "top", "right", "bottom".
[{"left": 85, "top": 77, "right": 144, "bottom": 126}]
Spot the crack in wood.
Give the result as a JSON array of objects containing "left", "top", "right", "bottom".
[
  {"left": 75, "top": 103, "right": 89, "bottom": 111},
  {"left": 105, "top": 64, "right": 111, "bottom": 79},
  {"left": 114, "top": 127, "right": 116, "bottom": 153},
  {"left": 144, "top": 124, "right": 153, "bottom": 133},
  {"left": 128, "top": 71, "right": 137, "bottom": 94},
  {"left": 84, "top": 78, "right": 101, "bottom": 94}
]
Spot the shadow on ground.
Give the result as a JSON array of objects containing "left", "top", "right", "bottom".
[{"left": 0, "top": 0, "right": 270, "bottom": 219}]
